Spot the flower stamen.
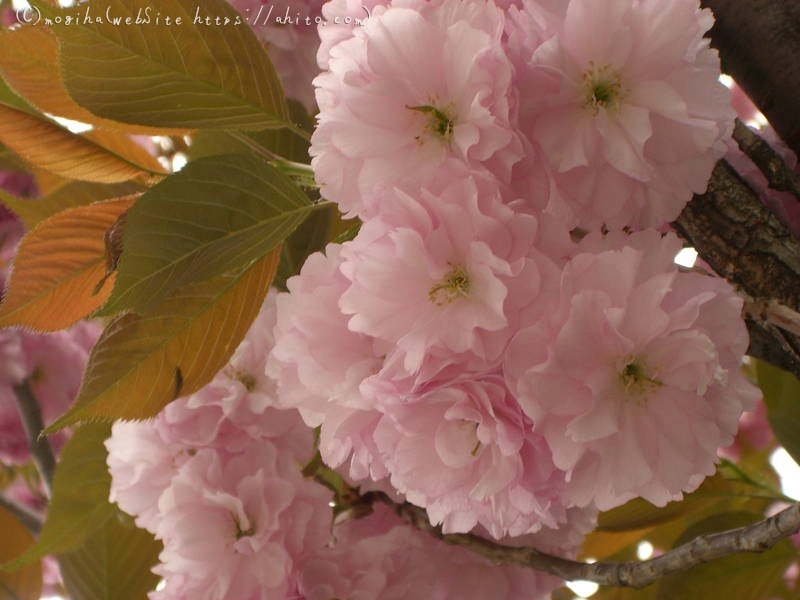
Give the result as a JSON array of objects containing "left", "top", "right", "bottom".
[
  {"left": 407, "top": 103, "right": 456, "bottom": 142},
  {"left": 620, "top": 359, "right": 662, "bottom": 403},
  {"left": 582, "top": 62, "right": 626, "bottom": 114},
  {"left": 429, "top": 265, "right": 471, "bottom": 305}
]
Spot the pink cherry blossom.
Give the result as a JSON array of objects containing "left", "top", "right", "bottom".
[
  {"left": 317, "top": 0, "right": 388, "bottom": 70},
  {"left": 153, "top": 443, "right": 331, "bottom": 600},
  {"left": 374, "top": 372, "right": 577, "bottom": 538},
  {"left": 513, "top": 0, "right": 733, "bottom": 229},
  {"left": 338, "top": 175, "right": 540, "bottom": 374},
  {"left": 108, "top": 294, "right": 316, "bottom": 533},
  {"left": 267, "top": 244, "right": 389, "bottom": 481},
  {"left": 297, "top": 503, "right": 573, "bottom": 600},
  {"left": 311, "top": 0, "right": 522, "bottom": 218},
  {"left": 506, "top": 231, "right": 760, "bottom": 510}
]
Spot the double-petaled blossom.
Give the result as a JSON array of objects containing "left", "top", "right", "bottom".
[
  {"left": 506, "top": 231, "right": 760, "bottom": 509},
  {"left": 311, "top": 0, "right": 522, "bottom": 218},
  {"left": 509, "top": 0, "right": 733, "bottom": 229}
]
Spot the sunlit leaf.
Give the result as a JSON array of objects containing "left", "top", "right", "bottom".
[
  {"left": 101, "top": 154, "right": 314, "bottom": 315},
  {"left": 58, "top": 511, "right": 162, "bottom": 600},
  {"left": 0, "top": 105, "right": 165, "bottom": 183},
  {"left": 0, "top": 196, "right": 137, "bottom": 331},
  {"left": 40, "top": 0, "right": 290, "bottom": 130},
  {"left": 0, "top": 507, "right": 42, "bottom": 600},
  {"left": 3, "top": 424, "right": 116, "bottom": 570},
  {"left": 0, "top": 180, "right": 143, "bottom": 230},
  {"left": 0, "top": 25, "right": 188, "bottom": 136},
  {"left": 46, "top": 248, "right": 280, "bottom": 431}
]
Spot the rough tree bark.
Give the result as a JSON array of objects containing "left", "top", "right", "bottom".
[{"left": 702, "top": 0, "right": 800, "bottom": 157}]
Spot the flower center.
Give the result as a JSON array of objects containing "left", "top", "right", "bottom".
[
  {"left": 429, "top": 265, "right": 471, "bottom": 306},
  {"left": 620, "top": 359, "right": 662, "bottom": 403},
  {"left": 225, "top": 367, "right": 257, "bottom": 392},
  {"left": 582, "top": 62, "right": 626, "bottom": 114},
  {"left": 407, "top": 103, "right": 456, "bottom": 142}
]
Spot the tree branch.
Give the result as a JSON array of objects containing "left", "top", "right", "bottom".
[
  {"left": 0, "top": 494, "right": 43, "bottom": 536},
  {"left": 702, "top": 0, "right": 800, "bottom": 158},
  {"left": 364, "top": 492, "right": 800, "bottom": 589},
  {"left": 672, "top": 160, "right": 800, "bottom": 379},
  {"left": 12, "top": 380, "right": 55, "bottom": 499},
  {"left": 733, "top": 119, "right": 800, "bottom": 201}
]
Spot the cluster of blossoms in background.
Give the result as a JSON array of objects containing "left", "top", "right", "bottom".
[{"left": 39, "top": 0, "right": 797, "bottom": 597}]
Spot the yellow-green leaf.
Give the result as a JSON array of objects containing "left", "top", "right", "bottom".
[
  {"left": 42, "top": 0, "right": 290, "bottom": 130},
  {"left": 598, "top": 473, "right": 779, "bottom": 533},
  {"left": 0, "top": 104, "right": 166, "bottom": 183},
  {"left": 0, "top": 25, "right": 189, "bottom": 136},
  {"left": 0, "top": 180, "right": 143, "bottom": 230},
  {"left": 58, "top": 511, "right": 161, "bottom": 600},
  {"left": 46, "top": 248, "right": 280, "bottom": 431},
  {"left": 0, "top": 507, "right": 42, "bottom": 600},
  {"left": 0, "top": 196, "right": 137, "bottom": 331},
  {"left": 656, "top": 512, "right": 796, "bottom": 600},
  {"left": 3, "top": 424, "right": 116, "bottom": 570},
  {"left": 101, "top": 153, "right": 314, "bottom": 316}
]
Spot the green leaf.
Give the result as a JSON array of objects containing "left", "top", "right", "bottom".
[
  {"left": 756, "top": 359, "right": 800, "bottom": 467},
  {"left": 45, "top": 249, "right": 280, "bottom": 431},
  {"left": 656, "top": 512, "right": 796, "bottom": 600},
  {"left": 274, "top": 206, "right": 333, "bottom": 291},
  {"left": 40, "top": 0, "right": 290, "bottom": 130},
  {"left": 598, "top": 473, "right": 781, "bottom": 533},
  {"left": 3, "top": 424, "right": 115, "bottom": 570},
  {"left": 0, "top": 180, "right": 143, "bottom": 230},
  {"left": 101, "top": 153, "right": 315, "bottom": 315},
  {"left": 58, "top": 511, "right": 161, "bottom": 600}
]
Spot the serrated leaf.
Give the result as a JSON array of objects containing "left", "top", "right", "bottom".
[
  {"left": 58, "top": 511, "right": 161, "bottom": 600},
  {"left": 101, "top": 153, "right": 314, "bottom": 316},
  {"left": 42, "top": 0, "right": 290, "bottom": 130},
  {"left": 756, "top": 360, "right": 800, "bottom": 467},
  {"left": 0, "top": 104, "right": 165, "bottom": 183},
  {"left": 0, "top": 507, "right": 42, "bottom": 600},
  {"left": 656, "top": 512, "right": 796, "bottom": 600},
  {"left": 0, "top": 180, "right": 143, "bottom": 230},
  {"left": 3, "top": 424, "right": 116, "bottom": 570},
  {"left": 0, "top": 196, "right": 137, "bottom": 331},
  {"left": 0, "top": 25, "right": 187, "bottom": 136},
  {"left": 46, "top": 248, "right": 280, "bottom": 431}
]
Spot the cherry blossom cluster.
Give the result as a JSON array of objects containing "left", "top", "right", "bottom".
[
  {"left": 269, "top": 0, "right": 760, "bottom": 543},
  {"left": 107, "top": 294, "right": 573, "bottom": 599}
]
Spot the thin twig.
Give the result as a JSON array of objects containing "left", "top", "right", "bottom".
[
  {"left": 733, "top": 118, "right": 800, "bottom": 201},
  {"left": 0, "top": 494, "right": 43, "bottom": 535},
  {"left": 364, "top": 492, "right": 800, "bottom": 589},
  {"left": 12, "top": 380, "right": 55, "bottom": 499}
]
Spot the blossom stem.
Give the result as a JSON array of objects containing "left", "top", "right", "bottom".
[
  {"left": 361, "top": 491, "right": 800, "bottom": 589},
  {"left": 12, "top": 380, "right": 55, "bottom": 499}
]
